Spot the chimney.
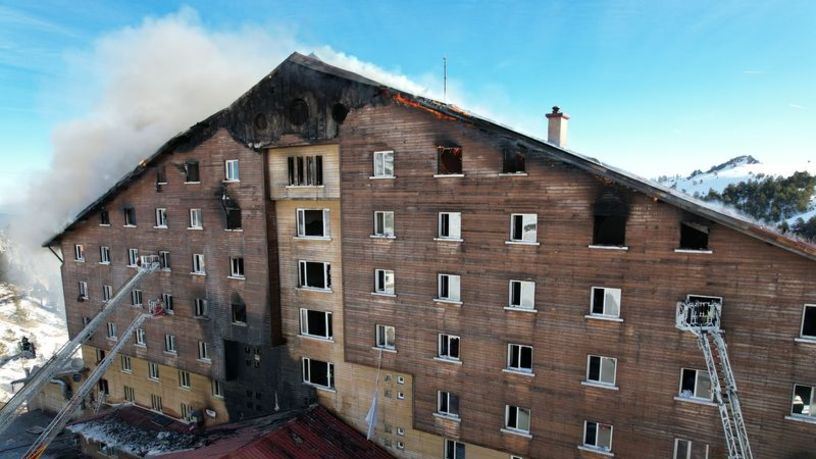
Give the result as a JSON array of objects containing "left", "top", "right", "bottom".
[{"left": 545, "top": 106, "right": 569, "bottom": 147}]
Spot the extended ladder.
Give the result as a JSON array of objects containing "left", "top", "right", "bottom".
[
  {"left": 676, "top": 301, "right": 753, "bottom": 459},
  {"left": 0, "top": 257, "right": 160, "bottom": 437}
]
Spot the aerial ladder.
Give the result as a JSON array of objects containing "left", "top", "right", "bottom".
[
  {"left": 23, "top": 304, "right": 166, "bottom": 459},
  {"left": 0, "top": 256, "right": 160, "bottom": 437},
  {"left": 676, "top": 299, "right": 753, "bottom": 459}
]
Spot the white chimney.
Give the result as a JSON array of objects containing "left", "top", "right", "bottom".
[{"left": 546, "top": 106, "right": 569, "bottom": 147}]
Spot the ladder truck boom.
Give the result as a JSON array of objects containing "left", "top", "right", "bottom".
[
  {"left": 24, "top": 311, "right": 160, "bottom": 459},
  {"left": 0, "top": 258, "right": 160, "bottom": 437}
]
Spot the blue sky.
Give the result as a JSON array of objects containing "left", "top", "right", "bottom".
[{"left": 1, "top": 0, "right": 814, "bottom": 204}]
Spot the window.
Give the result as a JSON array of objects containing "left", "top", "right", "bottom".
[
  {"left": 192, "top": 254, "right": 205, "bottom": 275},
  {"left": 437, "top": 145, "right": 463, "bottom": 175},
  {"left": 161, "top": 293, "right": 174, "bottom": 314},
  {"left": 302, "top": 357, "right": 334, "bottom": 389},
  {"left": 438, "top": 212, "right": 462, "bottom": 240},
  {"left": 156, "top": 166, "right": 167, "bottom": 185},
  {"left": 212, "top": 380, "right": 224, "bottom": 398},
  {"left": 100, "top": 209, "right": 110, "bottom": 225},
  {"left": 184, "top": 160, "right": 200, "bottom": 182},
  {"left": 74, "top": 244, "right": 84, "bottom": 261},
  {"left": 78, "top": 281, "right": 88, "bottom": 300},
  {"left": 593, "top": 192, "right": 628, "bottom": 247},
  {"left": 508, "top": 280, "right": 535, "bottom": 309},
  {"left": 437, "top": 391, "right": 460, "bottom": 418},
  {"left": 586, "top": 355, "right": 617, "bottom": 386},
  {"left": 98, "top": 379, "right": 109, "bottom": 396},
  {"left": 583, "top": 421, "right": 613, "bottom": 453},
  {"left": 180, "top": 402, "right": 193, "bottom": 421},
  {"left": 298, "top": 260, "right": 331, "bottom": 290},
  {"left": 502, "top": 147, "right": 526, "bottom": 174},
  {"left": 102, "top": 285, "right": 112, "bottom": 302},
  {"left": 505, "top": 405, "right": 531, "bottom": 434},
  {"left": 123, "top": 385, "right": 135, "bottom": 402},
  {"left": 679, "top": 222, "right": 709, "bottom": 250},
  {"left": 231, "top": 302, "right": 247, "bottom": 324},
  {"left": 194, "top": 298, "right": 208, "bottom": 318},
  {"left": 226, "top": 208, "right": 242, "bottom": 230},
  {"left": 800, "top": 305, "right": 816, "bottom": 339},
  {"left": 198, "top": 341, "right": 210, "bottom": 361},
  {"left": 155, "top": 208, "right": 168, "bottom": 228},
  {"left": 100, "top": 246, "right": 110, "bottom": 264},
  {"left": 150, "top": 394, "right": 163, "bottom": 412},
  {"left": 373, "top": 211, "right": 395, "bottom": 237},
  {"left": 437, "top": 274, "right": 461, "bottom": 303},
  {"left": 792, "top": 384, "right": 815, "bottom": 417},
  {"left": 135, "top": 328, "right": 146, "bottom": 346},
  {"left": 509, "top": 214, "right": 537, "bottom": 243},
  {"left": 679, "top": 368, "right": 713, "bottom": 401},
  {"left": 124, "top": 207, "right": 136, "bottom": 226},
  {"left": 189, "top": 209, "right": 203, "bottom": 229},
  {"left": 299, "top": 308, "right": 333, "bottom": 339},
  {"left": 148, "top": 362, "right": 159, "bottom": 380},
  {"left": 120, "top": 355, "right": 132, "bottom": 373},
  {"left": 296, "top": 209, "right": 329, "bottom": 238},
  {"left": 444, "top": 439, "right": 465, "bottom": 459},
  {"left": 373, "top": 150, "right": 395, "bottom": 178},
  {"left": 287, "top": 155, "right": 323, "bottom": 186},
  {"left": 438, "top": 334, "right": 461, "bottom": 361},
  {"left": 164, "top": 334, "right": 177, "bottom": 354},
  {"left": 106, "top": 322, "right": 117, "bottom": 340},
  {"left": 225, "top": 159, "right": 240, "bottom": 181},
  {"left": 178, "top": 370, "right": 191, "bottom": 389},
  {"left": 95, "top": 349, "right": 106, "bottom": 363},
  {"left": 374, "top": 269, "right": 395, "bottom": 295},
  {"left": 229, "top": 257, "right": 245, "bottom": 278},
  {"left": 154, "top": 251, "right": 170, "bottom": 270},
  {"left": 130, "top": 289, "right": 142, "bottom": 306},
  {"left": 127, "top": 248, "right": 139, "bottom": 266},
  {"left": 507, "top": 344, "right": 533, "bottom": 373},
  {"left": 673, "top": 438, "right": 709, "bottom": 459},
  {"left": 590, "top": 287, "right": 621, "bottom": 319},
  {"left": 375, "top": 324, "right": 396, "bottom": 350}
]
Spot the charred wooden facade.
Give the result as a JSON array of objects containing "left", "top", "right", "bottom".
[{"left": 47, "top": 53, "right": 816, "bottom": 458}]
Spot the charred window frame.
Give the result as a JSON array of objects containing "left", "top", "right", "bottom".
[
  {"left": 592, "top": 191, "right": 628, "bottom": 247},
  {"left": 679, "top": 221, "right": 710, "bottom": 251},
  {"left": 231, "top": 301, "right": 247, "bottom": 325},
  {"left": 436, "top": 145, "right": 463, "bottom": 175},
  {"left": 219, "top": 185, "right": 242, "bottom": 230},
  {"left": 184, "top": 160, "right": 200, "bottom": 183},
  {"left": 100, "top": 209, "right": 110, "bottom": 225},
  {"left": 123, "top": 207, "right": 136, "bottom": 226},
  {"left": 287, "top": 155, "right": 323, "bottom": 186},
  {"left": 502, "top": 147, "right": 526, "bottom": 174},
  {"left": 156, "top": 166, "right": 167, "bottom": 190}
]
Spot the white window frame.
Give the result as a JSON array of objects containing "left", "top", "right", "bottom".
[
  {"left": 189, "top": 208, "right": 203, "bottom": 229},
  {"left": 102, "top": 285, "right": 112, "bottom": 302},
  {"left": 302, "top": 357, "right": 335, "bottom": 390},
  {"left": 192, "top": 253, "right": 205, "bottom": 275},
  {"left": 164, "top": 334, "right": 177, "bottom": 354},
  {"left": 373, "top": 211, "right": 395, "bottom": 238},
  {"left": 582, "top": 421, "right": 613, "bottom": 453},
  {"left": 791, "top": 383, "right": 816, "bottom": 418},
  {"left": 444, "top": 439, "right": 465, "bottom": 459},
  {"left": 800, "top": 304, "right": 816, "bottom": 340},
  {"left": 507, "top": 343, "right": 533, "bottom": 373},
  {"left": 678, "top": 368, "right": 713, "bottom": 401},
  {"left": 194, "top": 298, "right": 208, "bottom": 318},
  {"left": 299, "top": 308, "right": 332, "bottom": 340},
  {"left": 589, "top": 286, "right": 622, "bottom": 319},
  {"left": 74, "top": 244, "right": 84, "bottom": 261},
  {"left": 99, "top": 246, "right": 110, "bottom": 264},
  {"left": 436, "top": 273, "right": 461, "bottom": 303},
  {"left": 178, "top": 370, "right": 191, "bottom": 389},
  {"left": 673, "top": 438, "right": 709, "bottom": 459},
  {"left": 124, "top": 385, "right": 135, "bottom": 402},
  {"left": 437, "top": 212, "right": 462, "bottom": 241},
  {"left": 212, "top": 380, "right": 224, "bottom": 398},
  {"left": 374, "top": 269, "right": 395, "bottom": 295},
  {"left": 437, "top": 334, "right": 461, "bottom": 361},
  {"left": 161, "top": 293, "right": 174, "bottom": 313},
  {"left": 106, "top": 322, "right": 117, "bottom": 340},
  {"left": 120, "top": 355, "right": 132, "bottom": 373},
  {"left": 155, "top": 208, "right": 168, "bottom": 228},
  {"left": 436, "top": 390, "right": 459, "bottom": 418},
  {"left": 148, "top": 362, "right": 159, "bottom": 380},
  {"left": 135, "top": 328, "right": 146, "bottom": 347},
  {"left": 586, "top": 355, "right": 617, "bottom": 387},
  {"left": 298, "top": 260, "right": 331, "bottom": 291},
  {"left": 375, "top": 324, "right": 396, "bottom": 350},
  {"left": 229, "top": 256, "right": 245, "bottom": 279},
  {"left": 127, "top": 248, "right": 139, "bottom": 267},
  {"left": 508, "top": 280, "right": 535, "bottom": 310},
  {"left": 158, "top": 251, "right": 171, "bottom": 270},
  {"left": 225, "top": 159, "right": 240, "bottom": 182},
  {"left": 504, "top": 405, "right": 531, "bottom": 434},
  {"left": 372, "top": 150, "right": 395, "bottom": 178},
  {"left": 131, "top": 289, "right": 142, "bottom": 306},
  {"left": 78, "top": 281, "right": 88, "bottom": 300},
  {"left": 509, "top": 213, "right": 538, "bottom": 243},
  {"left": 296, "top": 208, "right": 330, "bottom": 239},
  {"left": 198, "top": 341, "right": 210, "bottom": 361},
  {"left": 150, "top": 394, "right": 162, "bottom": 412}
]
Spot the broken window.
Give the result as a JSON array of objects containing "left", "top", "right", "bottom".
[
  {"left": 100, "top": 246, "right": 110, "bottom": 264},
  {"left": 184, "top": 160, "right": 200, "bottom": 183},
  {"left": 74, "top": 244, "right": 84, "bottom": 261},
  {"left": 375, "top": 324, "right": 396, "bottom": 350},
  {"left": 297, "top": 209, "right": 329, "bottom": 238},
  {"left": 164, "top": 334, "right": 176, "bottom": 353},
  {"left": 680, "top": 222, "right": 710, "bottom": 250},
  {"left": 510, "top": 214, "right": 537, "bottom": 243},
  {"left": 505, "top": 405, "right": 531, "bottom": 433},
  {"left": 437, "top": 145, "right": 463, "bottom": 175},
  {"left": 231, "top": 302, "right": 247, "bottom": 324},
  {"left": 437, "top": 391, "right": 460, "bottom": 418},
  {"left": 198, "top": 341, "right": 210, "bottom": 360},
  {"left": 123, "top": 207, "right": 136, "bottom": 226},
  {"left": 189, "top": 208, "right": 203, "bottom": 229},
  {"left": 100, "top": 209, "right": 110, "bottom": 225},
  {"left": 586, "top": 355, "right": 617, "bottom": 386},
  {"left": 507, "top": 343, "right": 533, "bottom": 373},
  {"left": 302, "top": 357, "right": 334, "bottom": 389},
  {"left": 583, "top": 421, "right": 613, "bottom": 452},
  {"left": 373, "top": 211, "right": 395, "bottom": 237},
  {"left": 438, "top": 212, "right": 462, "bottom": 240},
  {"left": 192, "top": 254, "right": 205, "bottom": 275},
  {"left": 287, "top": 155, "right": 323, "bottom": 186},
  {"left": 801, "top": 305, "right": 816, "bottom": 339},
  {"left": 590, "top": 287, "right": 621, "bottom": 319},
  {"left": 673, "top": 438, "right": 710, "bottom": 459},
  {"left": 437, "top": 273, "right": 461, "bottom": 302},
  {"left": 98, "top": 379, "right": 109, "bottom": 396},
  {"left": 679, "top": 368, "right": 712, "bottom": 401},
  {"left": 592, "top": 191, "right": 628, "bottom": 246},
  {"left": 373, "top": 150, "right": 395, "bottom": 178},
  {"left": 444, "top": 440, "right": 465, "bottom": 459},
  {"left": 225, "top": 159, "right": 240, "bottom": 181},
  {"left": 502, "top": 147, "right": 526, "bottom": 174},
  {"left": 299, "top": 308, "right": 333, "bottom": 339},
  {"left": 792, "top": 384, "right": 814, "bottom": 417},
  {"left": 509, "top": 280, "right": 535, "bottom": 309},
  {"left": 438, "top": 334, "right": 460, "bottom": 361},
  {"left": 95, "top": 349, "right": 106, "bottom": 363},
  {"left": 156, "top": 166, "right": 167, "bottom": 185},
  {"left": 158, "top": 251, "right": 170, "bottom": 270},
  {"left": 298, "top": 260, "right": 331, "bottom": 290},
  {"left": 374, "top": 269, "right": 395, "bottom": 295},
  {"left": 226, "top": 209, "right": 242, "bottom": 230},
  {"left": 194, "top": 298, "right": 208, "bottom": 318},
  {"left": 229, "top": 257, "right": 245, "bottom": 278}
]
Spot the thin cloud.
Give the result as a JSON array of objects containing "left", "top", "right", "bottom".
[
  {"left": 742, "top": 69, "right": 764, "bottom": 75},
  {"left": 788, "top": 103, "right": 806, "bottom": 110}
]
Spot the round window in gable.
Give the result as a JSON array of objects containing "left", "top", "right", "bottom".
[
  {"left": 332, "top": 103, "right": 349, "bottom": 124},
  {"left": 287, "top": 98, "right": 309, "bottom": 126},
  {"left": 254, "top": 113, "right": 268, "bottom": 130}
]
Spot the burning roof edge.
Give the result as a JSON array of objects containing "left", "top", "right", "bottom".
[{"left": 43, "top": 52, "right": 816, "bottom": 262}]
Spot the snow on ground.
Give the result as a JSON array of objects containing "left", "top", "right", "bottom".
[
  {"left": 0, "top": 283, "right": 69, "bottom": 402},
  {"left": 67, "top": 415, "right": 201, "bottom": 457}
]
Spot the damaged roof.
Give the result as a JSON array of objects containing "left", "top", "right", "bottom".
[{"left": 43, "top": 52, "right": 816, "bottom": 262}]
